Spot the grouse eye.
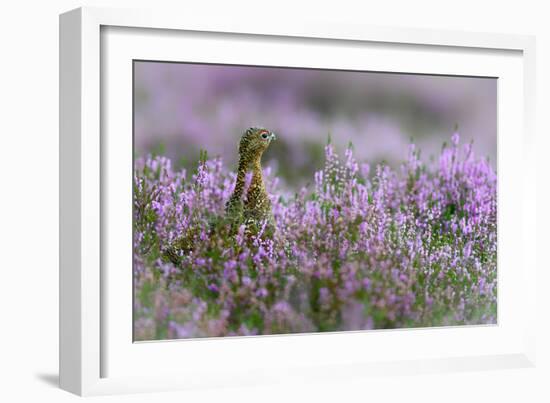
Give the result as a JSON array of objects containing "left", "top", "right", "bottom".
[{"left": 261, "top": 132, "right": 269, "bottom": 139}]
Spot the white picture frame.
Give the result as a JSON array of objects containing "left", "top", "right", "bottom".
[{"left": 59, "top": 6, "right": 537, "bottom": 396}]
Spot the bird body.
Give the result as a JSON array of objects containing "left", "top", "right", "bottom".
[
  {"left": 164, "top": 127, "right": 276, "bottom": 265},
  {"left": 225, "top": 127, "right": 276, "bottom": 233}
]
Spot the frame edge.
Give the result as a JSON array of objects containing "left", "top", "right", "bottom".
[
  {"left": 59, "top": 7, "right": 83, "bottom": 396},
  {"left": 60, "top": 5, "right": 538, "bottom": 395},
  {"left": 521, "top": 35, "right": 537, "bottom": 367}
]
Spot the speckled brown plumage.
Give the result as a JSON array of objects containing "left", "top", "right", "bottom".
[
  {"left": 164, "top": 127, "right": 276, "bottom": 265},
  {"left": 225, "top": 127, "right": 276, "bottom": 233}
]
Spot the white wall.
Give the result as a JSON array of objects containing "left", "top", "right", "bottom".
[{"left": 1, "top": 0, "right": 547, "bottom": 402}]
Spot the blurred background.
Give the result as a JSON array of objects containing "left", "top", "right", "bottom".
[{"left": 134, "top": 61, "right": 496, "bottom": 186}]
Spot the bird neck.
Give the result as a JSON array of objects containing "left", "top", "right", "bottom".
[
  {"left": 250, "top": 155, "right": 264, "bottom": 184},
  {"left": 232, "top": 151, "right": 265, "bottom": 200},
  {"left": 232, "top": 158, "right": 248, "bottom": 201},
  {"left": 232, "top": 153, "right": 256, "bottom": 194}
]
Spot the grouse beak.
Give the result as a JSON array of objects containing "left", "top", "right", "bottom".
[{"left": 270, "top": 132, "right": 276, "bottom": 141}]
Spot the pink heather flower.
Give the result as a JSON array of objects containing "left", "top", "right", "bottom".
[
  {"left": 133, "top": 132, "right": 496, "bottom": 340},
  {"left": 451, "top": 131, "right": 460, "bottom": 146}
]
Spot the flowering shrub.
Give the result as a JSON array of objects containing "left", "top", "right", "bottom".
[{"left": 133, "top": 133, "right": 497, "bottom": 340}]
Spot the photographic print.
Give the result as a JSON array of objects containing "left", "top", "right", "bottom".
[{"left": 133, "top": 61, "right": 497, "bottom": 341}]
